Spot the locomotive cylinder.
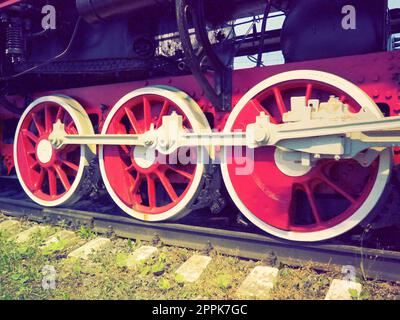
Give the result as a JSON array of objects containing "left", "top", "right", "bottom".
[{"left": 76, "top": 0, "right": 171, "bottom": 24}]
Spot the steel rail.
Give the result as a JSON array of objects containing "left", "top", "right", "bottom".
[{"left": 0, "top": 196, "right": 399, "bottom": 282}]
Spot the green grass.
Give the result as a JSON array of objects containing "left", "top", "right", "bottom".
[
  {"left": 1, "top": 217, "right": 400, "bottom": 300},
  {"left": 76, "top": 225, "right": 97, "bottom": 240},
  {"left": 0, "top": 232, "right": 50, "bottom": 299}
]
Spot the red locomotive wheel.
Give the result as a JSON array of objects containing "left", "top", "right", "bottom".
[
  {"left": 99, "top": 86, "right": 211, "bottom": 222},
  {"left": 222, "top": 71, "right": 392, "bottom": 242},
  {"left": 14, "top": 96, "right": 95, "bottom": 206}
]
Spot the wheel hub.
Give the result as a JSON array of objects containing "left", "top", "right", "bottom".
[
  {"left": 274, "top": 148, "right": 312, "bottom": 177},
  {"left": 132, "top": 146, "right": 156, "bottom": 170},
  {"left": 36, "top": 139, "right": 54, "bottom": 165}
]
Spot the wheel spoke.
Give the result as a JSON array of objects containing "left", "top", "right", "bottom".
[
  {"left": 33, "top": 169, "right": 45, "bottom": 191},
  {"left": 30, "top": 161, "right": 40, "bottom": 170},
  {"left": 62, "top": 159, "right": 79, "bottom": 172},
  {"left": 249, "top": 98, "right": 265, "bottom": 113},
  {"left": 273, "top": 87, "right": 287, "bottom": 115},
  {"left": 66, "top": 122, "right": 78, "bottom": 134},
  {"left": 143, "top": 96, "right": 152, "bottom": 131},
  {"left": 112, "top": 122, "right": 130, "bottom": 154},
  {"left": 146, "top": 175, "right": 156, "bottom": 208},
  {"left": 54, "top": 164, "right": 71, "bottom": 191},
  {"left": 156, "top": 170, "right": 178, "bottom": 202},
  {"left": 156, "top": 100, "right": 170, "bottom": 128},
  {"left": 305, "top": 84, "right": 313, "bottom": 105},
  {"left": 119, "top": 145, "right": 130, "bottom": 155},
  {"left": 304, "top": 184, "right": 322, "bottom": 224},
  {"left": 165, "top": 165, "right": 193, "bottom": 180},
  {"left": 125, "top": 107, "right": 141, "bottom": 133},
  {"left": 47, "top": 168, "right": 57, "bottom": 196},
  {"left": 248, "top": 99, "right": 278, "bottom": 124},
  {"left": 55, "top": 107, "right": 65, "bottom": 122},
  {"left": 45, "top": 106, "right": 53, "bottom": 133},
  {"left": 31, "top": 113, "right": 45, "bottom": 135},
  {"left": 318, "top": 174, "right": 357, "bottom": 204},
  {"left": 130, "top": 174, "right": 143, "bottom": 195},
  {"left": 182, "top": 114, "right": 189, "bottom": 127},
  {"left": 22, "top": 129, "right": 38, "bottom": 144}
]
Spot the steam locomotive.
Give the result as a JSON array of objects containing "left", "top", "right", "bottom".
[{"left": 1, "top": 0, "right": 400, "bottom": 242}]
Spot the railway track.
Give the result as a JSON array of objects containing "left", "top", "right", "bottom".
[{"left": 0, "top": 178, "right": 399, "bottom": 283}]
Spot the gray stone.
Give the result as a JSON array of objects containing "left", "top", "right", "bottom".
[
  {"left": 0, "top": 220, "right": 21, "bottom": 237},
  {"left": 68, "top": 237, "right": 111, "bottom": 259},
  {"left": 41, "top": 230, "right": 79, "bottom": 253},
  {"left": 237, "top": 266, "right": 279, "bottom": 299},
  {"left": 126, "top": 246, "right": 158, "bottom": 268},
  {"left": 325, "top": 279, "right": 362, "bottom": 300},
  {"left": 15, "top": 226, "right": 46, "bottom": 243},
  {"left": 175, "top": 255, "right": 211, "bottom": 283}
]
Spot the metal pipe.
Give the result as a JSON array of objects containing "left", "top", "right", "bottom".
[
  {"left": 175, "top": 0, "right": 223, "bottom": 110},
  {"left": 76, "top": 0, "right": 170, "bottom": 24},
  {"left": 256, "top": 2, "right": 272, "bottom": 67}
]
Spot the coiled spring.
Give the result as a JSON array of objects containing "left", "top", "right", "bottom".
[{"left": 6, "top": 19, "right": 24, "bottom": 62}]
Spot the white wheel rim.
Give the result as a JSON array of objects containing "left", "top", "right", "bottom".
[
  {"left": 221, "top": 70, "right": 392, "bottom": 242},
  {"left": 99, "top": 86, "right": 211, "bottom": 222},
  {"left": 14, "top": 95, "right": 94, "bottom": 207}
]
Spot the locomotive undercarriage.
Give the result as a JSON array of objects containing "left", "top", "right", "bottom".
[
  {"left": 1, "top": 0, "right": 400, "bottom": 242},
  {"left": 5, "top": 50, "right": 400, "bottom": 242}
]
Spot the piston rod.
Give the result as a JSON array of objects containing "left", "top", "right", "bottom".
[{"left": 49, "top": 111, "right": 400, "bottom": 159}]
